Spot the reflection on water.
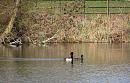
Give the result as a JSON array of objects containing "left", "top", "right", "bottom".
[{"left": 0, "top": 43, "right": 130, "bottom": 83}]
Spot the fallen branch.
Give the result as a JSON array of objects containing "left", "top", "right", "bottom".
[{"left": 41, "top": 30, "right": 60, "bottom": 43}]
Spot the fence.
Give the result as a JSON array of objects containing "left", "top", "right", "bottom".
[
  {"left": 36, "top": 0, "right": 130, "bottom": 15},
  {"left": 84, "top": 0, "right": 130, "bottom": 14}
]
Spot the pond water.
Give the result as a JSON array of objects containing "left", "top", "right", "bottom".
[{"left": 0, "top": 43, "right": 130, "bottom": 83}]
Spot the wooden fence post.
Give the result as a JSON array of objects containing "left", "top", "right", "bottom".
[{"left": 107, "top": 0, "right": 109, "bottom": 16}]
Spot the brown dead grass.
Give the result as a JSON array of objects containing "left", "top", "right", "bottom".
[{"left": 22, "top": 11, "right": 130, "bottom": 44}]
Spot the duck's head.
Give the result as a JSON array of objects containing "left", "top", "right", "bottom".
[
  {"left": 70, "top": 52, "right": 73, "bottom": 55},
  {"left": 81, "top": 55, "right": 83, "bottom": 58}
]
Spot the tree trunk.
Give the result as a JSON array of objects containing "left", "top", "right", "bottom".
[{"left": 0, "top": 0, "right": 20, "bottom": 41}]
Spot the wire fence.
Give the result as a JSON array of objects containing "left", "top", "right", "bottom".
[{"left": 35, "top": 0, "right": 130, "bottom": 15}]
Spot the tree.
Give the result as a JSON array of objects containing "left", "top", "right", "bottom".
[{"left": 0, "top": 0, "right": 21, "bottom": 42}]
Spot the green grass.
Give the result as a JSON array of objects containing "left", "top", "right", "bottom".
[
  {"left": 109, "top": 1, "right": 130, "bottom": 7},
  {"left": 85, "top": 1, "right": 107, "bottom": 7},
  {"left": 33, "top": 0, "right": 130, "bottom": 14},
  {"left": 85, "top": 1, "right": 130, "bottom": 7}
]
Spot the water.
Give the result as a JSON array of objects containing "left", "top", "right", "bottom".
[{"left": 0, "top": 43, "right": 130, "bottom": 83}]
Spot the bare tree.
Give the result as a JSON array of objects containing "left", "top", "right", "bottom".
[{"left": 0, "top": 0, "right": 21, "bottom": 42}]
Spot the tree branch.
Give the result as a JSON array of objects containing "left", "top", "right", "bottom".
[
  {"left": 1, "top": 0, "right": 21, "bottom": 39},
  {"left": 42, "top": 30, "right": 60, "bottom": 43}
]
